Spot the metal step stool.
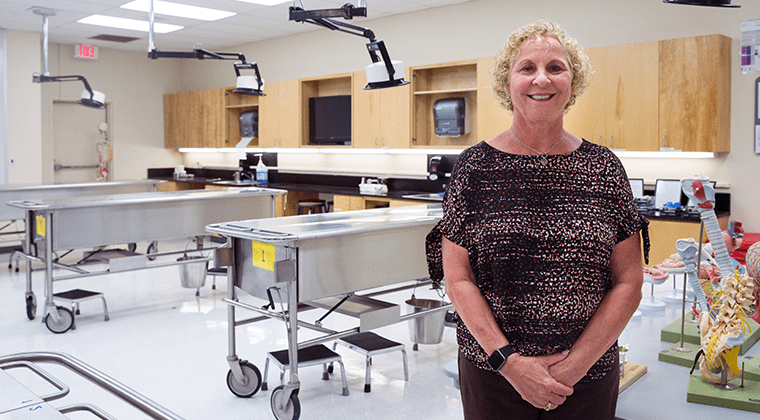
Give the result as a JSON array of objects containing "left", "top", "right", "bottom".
[
  {"left": 262, "top": 344, "right": 349, "bottom": 396},
  {"left": 332, "top": 331, "right": 408, "bottom": 393},
  {"left": 52, "top": 288, "right": 109, "bottom": 330}
]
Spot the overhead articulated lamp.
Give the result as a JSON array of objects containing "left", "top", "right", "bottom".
[
  {"left": 145, "top": 0, "right": 264, "bottom": 96},
  {"left": 663, "top": 0, "right": 740, "bottom": 7},
  {"left": 31, "top": 7, "right": 105, "bottom": 109},
  {"left": 289, "top": 1, "right": 410, "bottom": 90}
]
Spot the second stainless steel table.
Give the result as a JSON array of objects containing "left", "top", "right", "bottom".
[{"left": 206, "top": 204, "right": 449, "bottom": 420}]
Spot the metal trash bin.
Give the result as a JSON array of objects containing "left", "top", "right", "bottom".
[
  {"left": 406, "top": 298, "right": 447, "bottom": 344},
  {"left": 177, "top": 254, "right": 207, "bottom": 289}
]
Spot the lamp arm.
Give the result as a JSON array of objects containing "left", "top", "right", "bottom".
[
  {"left": 149, "top": 48, "right": 246, "bottom": 62},
  {"left": 33, "top": 74, "right": 95, "bottom": 96},
  {"left": 289, "top": 3, "right": 367, "bottom": 21}
]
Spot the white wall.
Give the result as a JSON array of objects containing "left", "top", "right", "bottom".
[
  {"left": 4, "top": 0, "right": 760, "bottom": 230},
  {"left": 6, "top": 30, "right": 42, "bottom": 184}
]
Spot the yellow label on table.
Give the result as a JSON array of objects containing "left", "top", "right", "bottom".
[
  {"left": 35, "top": 215, "right": 45, "bottom": 237},
  {"left": 251, "top": 240, "right": 275, "bottom": 271}
]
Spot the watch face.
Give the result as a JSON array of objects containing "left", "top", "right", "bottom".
[{"left": 488, "top": 349, "right": 505, "bottom": 371}]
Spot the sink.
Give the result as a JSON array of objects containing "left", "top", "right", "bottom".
[{"left": 213, "top": 180, "right": 258, "bottom": 186}]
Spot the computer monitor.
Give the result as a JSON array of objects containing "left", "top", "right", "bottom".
[
  {"left": 628, "top": 179, "right": 644, "bottom": 198},
  {"left": 654, "top": 179, "right": 682, "bottom": 209}
]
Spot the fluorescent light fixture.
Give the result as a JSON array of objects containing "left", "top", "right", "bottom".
[
  {"left": 233, "top": 0, "right": 290, "bottom": 5},
  {"left": 78, "top": 14, "right": 183, "bottom": 33},
  {"left": 613, "top": 151, "right": 716, "bottom": 159},
  {"left": 121, "top": 0, "right": 236, "bottom": 21}
]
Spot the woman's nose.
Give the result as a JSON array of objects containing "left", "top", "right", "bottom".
[{"left": 533, "top": 71, "right": 551, "bottom": 86}]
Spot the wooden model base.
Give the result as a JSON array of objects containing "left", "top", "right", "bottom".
[
  {"left": 619, "top": 362, "right": 647, "bottom": 394},
  {"left": 658, "top": 342, "right": 760, "bottom": 382},
  {"left": 687, "top": 371, "right": 760, "bottom": 413},
  {"left": 660, "top": 317, "right": 760, "bottom": 356}
]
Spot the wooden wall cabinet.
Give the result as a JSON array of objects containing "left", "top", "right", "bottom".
[
  {"left": 300, "top": 73, "right": 353, "bottom": 148},
  {"left": 476, "top": 56, "right": 512, "bottom": 142},
  {"left": 259, "top": 79, "right": 301, "bottom": 148},
  {"left": 659, "top": 34, "right": 731, "bottom": 153},
  {"left": 411, "top": 60, "right": 479, "bottom": 148},
  {"left": 565, "top": 41, "right": 660, "bottom": 151},
  {"left": 163, "top": 88, "right": 224, "bottom": 149},
  {"left": 352, "top": 70, "right": 411, "bottom": 149}
]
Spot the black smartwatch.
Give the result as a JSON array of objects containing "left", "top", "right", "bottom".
[{"left": 487, "top": 344, "right": 517, "bottom": 372}]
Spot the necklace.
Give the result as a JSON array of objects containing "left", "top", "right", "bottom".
[{"left": 510, "top": 128, "right": 564, "bottom": 166}]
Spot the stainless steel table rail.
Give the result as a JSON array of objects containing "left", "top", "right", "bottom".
[
  {"left": 8, "top": 187, "right": 285, "bottom": 333},
  {"left": 0, "top": 351, "right": 184, "bottom": 419},
  {"left": 206, "top": 204, "right": 450, "bottom": 420},
  {"left": 0, "top": 180, "right": 163, "bottom": 264}
]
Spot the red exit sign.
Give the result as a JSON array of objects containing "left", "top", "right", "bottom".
[{"left": 74, "top": 44, "right": 98, "bottom": 59}]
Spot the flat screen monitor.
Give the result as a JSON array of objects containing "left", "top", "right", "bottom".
[
  {"left": 628, "top": 178, "right": 644, "bottom": 198},
  {"left": 309, "top": 95, "right": 351, "bottom": 145},
  {"left": 654, "top": 179, "right": 682, "bottom": 209}
]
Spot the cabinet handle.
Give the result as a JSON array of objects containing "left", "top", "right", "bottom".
[
  {"left": 597, "top": 136, "right": 601, "bottom": 145},
  {"left": 381, "top": 137, "right": 385, "bottom": 147},
  {"left": 608, "top": 136, "right": 612, "bottom": 147},
  {"left": 662, "top": 135, "right": 667, "bottom": 148},
  {"left": 374, "top": 137, "right": 378, "bottom": 146}
]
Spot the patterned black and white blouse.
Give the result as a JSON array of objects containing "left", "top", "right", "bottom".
[{"left": 426, "top": 139, "right": 650, "bottom": 381}]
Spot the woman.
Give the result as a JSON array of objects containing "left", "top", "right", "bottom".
[{"left": 426, "top": 21, "right": 649, "bottom": 419}]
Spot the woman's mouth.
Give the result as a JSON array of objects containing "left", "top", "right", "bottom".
[{"left": 528, "top": 94, "right": 555, "bottom": 101}]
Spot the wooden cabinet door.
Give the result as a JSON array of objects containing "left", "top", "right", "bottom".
[
  {"left": 659, "top": 35, "right": 731, "bottom": 152},
  {"left": 259, "top": 81, "right": 279, "bottom": 148},
  {"left": 565, "top": 42, "right": 658, "bottom": 151},
  {"left": 565, "top": 46, "right": 607, "bottom": 146},
  {"left": 379, "top": 77, "right": 411, "bottom": 148},
  {"left": 605, "top": 41, "right": 659, "bottom": 151},
  {"left": 163, "top": 93, "right": 180, "bottom": 148},
  {"left": 352, "top": 70, "right": 410, "bottom": 149},
  {"left": 476, "top": 56, "right": 512, "bottom": 142},
  {"left": 261, "top": 80, "right": 301, "bottom": 148},
  {"left": 202, "top": 88, "right": 225, "bottom": 148},
  {"left": 352, "top": 71, "right": 383, "bottom": 148}
]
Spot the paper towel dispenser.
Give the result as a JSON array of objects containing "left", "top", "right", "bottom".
[
  {"left": 239, "top": 110, "right": 258, "bottom": 138},
  {"left": 433, "top": 98, "right": 470, "bottom": 137}
]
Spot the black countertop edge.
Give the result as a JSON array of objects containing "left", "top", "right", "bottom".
[{"left": 640, "top": 210, "right": 730, "bottom": 223}]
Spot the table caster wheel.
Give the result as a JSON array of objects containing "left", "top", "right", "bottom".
[
  {"left": 26, "top": 294, "right": 37, "bottom": 320},
  {"left": 226, "top": 361, "right": 261, "bottom": 397},
  {"left": 271, "top": 385, "right": 300, "bottom": 420},
  {"left": 45, "top": 306, "right": 74, "bottom": 334}
]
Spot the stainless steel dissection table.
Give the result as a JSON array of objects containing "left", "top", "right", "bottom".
[
  {"left": 206, "top": 204, "right": 450, "bottom": 420},
  {"left": 9, "top": 187, "right": 285, "bottom": 333}
]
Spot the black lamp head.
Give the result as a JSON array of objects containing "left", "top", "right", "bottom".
[{"left": 663, "top": 0, "right": 740, "bottom": 7}]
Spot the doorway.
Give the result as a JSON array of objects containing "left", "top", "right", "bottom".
[{"left": 52, "top": 100, "right": 111, "bottom": 184}]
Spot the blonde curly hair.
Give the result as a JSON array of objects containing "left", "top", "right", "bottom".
[{"left": 490, "top": 20, "right": 592, "bottom": 113}]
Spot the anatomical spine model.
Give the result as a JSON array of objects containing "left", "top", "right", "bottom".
[{"left": 678, "top": 176, "right": 756, "bottom": 384}]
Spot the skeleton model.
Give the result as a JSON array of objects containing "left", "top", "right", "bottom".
[{"left": 678, "top": 176, "right": 756, "bottom": 385}]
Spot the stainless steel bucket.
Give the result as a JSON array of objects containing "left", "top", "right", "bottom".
[
  {"left": 406, "top": 298, "right": 447, "bottom": 344},
  {"left": 178, "top": 255, "right": 207, "bottom": 289}
]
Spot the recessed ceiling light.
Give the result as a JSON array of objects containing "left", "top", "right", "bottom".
[
  {"left": 121, "top": 0, "right": 236, "bottom": 21},
  {"left": 78, "top": 15, "right": 183, "bottom": 33},
  {"left": 232, "top": 0, "right": 290, "bottom": 5}
]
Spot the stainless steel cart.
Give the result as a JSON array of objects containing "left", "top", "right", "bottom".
[
  {"left": 8, "top": 187, "right": 285, "bottom": 333},
  {"left": 206, "top": 204, "right": 450, "bottom": 420},
  {"left": 0, "top": 180, "right": 163, "bottom": 267},
  {"left": 0, "top": 351, "right": 184, "bottom": 419}
]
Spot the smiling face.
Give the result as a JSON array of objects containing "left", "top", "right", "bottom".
[{"left": 507, "top": 36, "right": 573, "bottom": 126}]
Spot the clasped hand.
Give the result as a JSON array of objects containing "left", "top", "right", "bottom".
[{"left": 500, "top": 351, "right": 577, "bottom": 410}]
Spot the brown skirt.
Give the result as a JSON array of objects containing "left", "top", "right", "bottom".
[{"left": 458, "top": 350, "right": 619, "bottom": 420}]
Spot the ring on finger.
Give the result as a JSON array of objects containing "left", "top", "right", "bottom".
[{"left": 544, "top": 402, "right": 551, "bottom": 411}]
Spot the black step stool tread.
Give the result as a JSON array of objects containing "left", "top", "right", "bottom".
[
  {"left": 340, "top": 332, "right": 402, "bottom": 351},
  {"left": 53, "top": 289, "right": 102, "bottom": 299},
  {"left": 269, "top": 344, "right": 340, "bottom": 366}
]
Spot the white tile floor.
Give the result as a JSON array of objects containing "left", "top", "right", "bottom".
[{"left": 1, "top": 243, "right": 758, "bottom": 420}]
